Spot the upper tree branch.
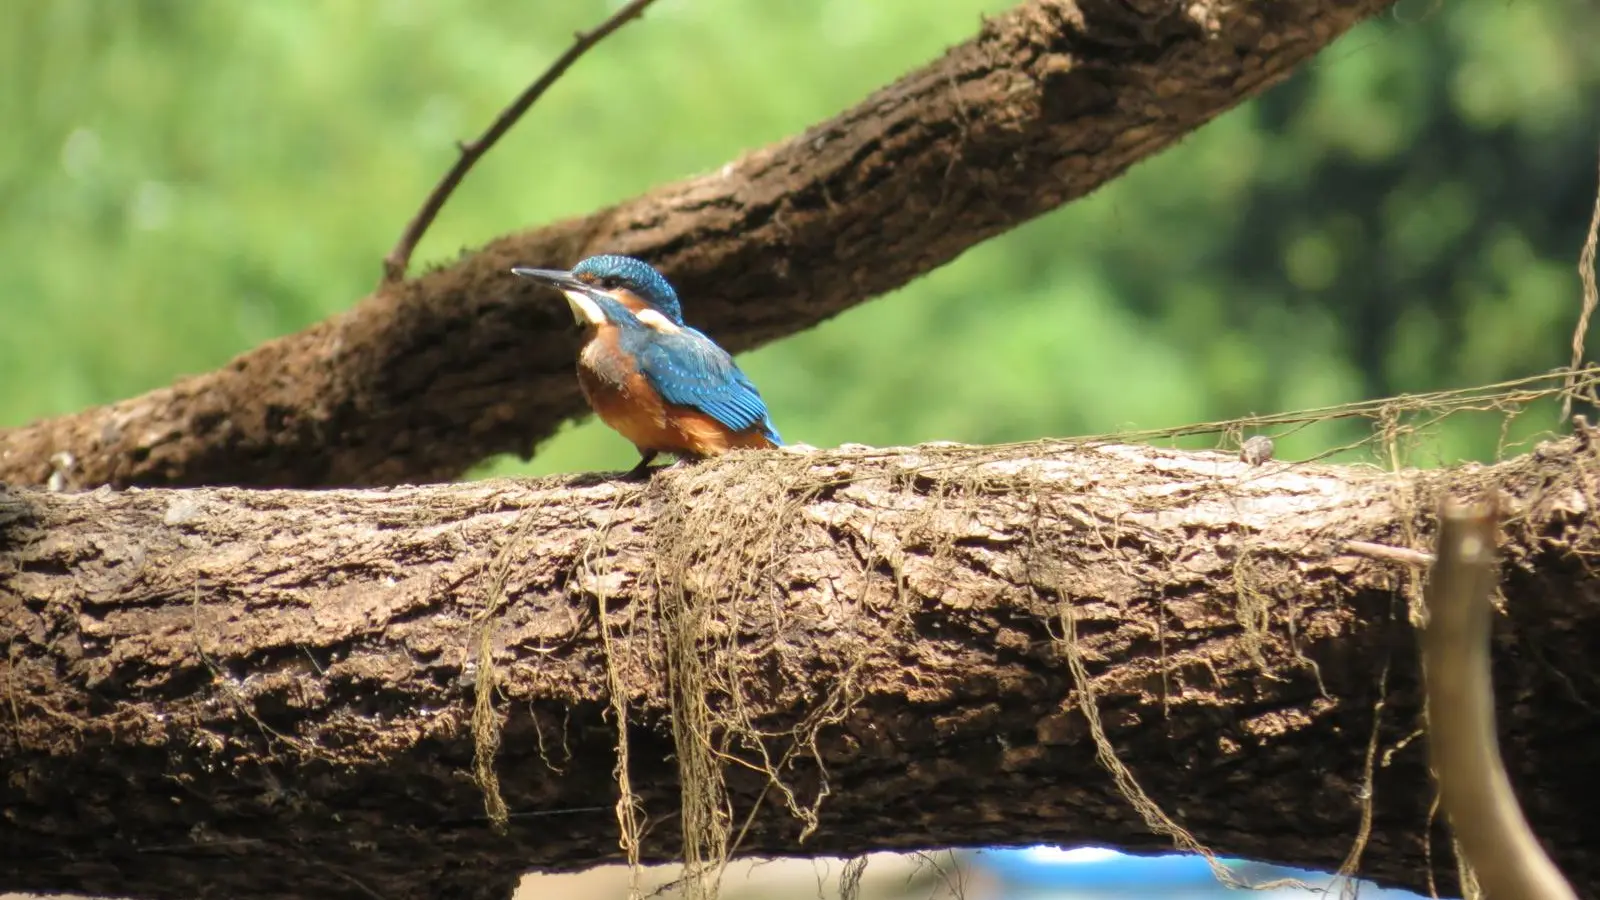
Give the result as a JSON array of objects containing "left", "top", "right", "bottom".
[
  {"left": 6, "top": 437, "right": 1600, "bottom": 900},
  {"left": 0, "top": 0, "right": 1394, "bottom": 489}
]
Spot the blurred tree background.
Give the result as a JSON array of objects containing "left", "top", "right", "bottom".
[{"left": 2, "top": 0, "right": 1597, "bottom": 479}]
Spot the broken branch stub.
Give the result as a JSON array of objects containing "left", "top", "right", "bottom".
[{"left": 1422, "top": 499, "right": 1579, "bottom": 900}]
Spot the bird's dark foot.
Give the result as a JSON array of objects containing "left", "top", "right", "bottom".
[
  {"left": 622, "top": 451, "right": 660, "bottom": 481},
  {"left": 622, "top": 461, "right": 656, "bottom": 481},
  {"left": 621, "top": 454, "right": 706, "bottom": 480}
]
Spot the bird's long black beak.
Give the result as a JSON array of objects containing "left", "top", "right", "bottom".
[
  {"left": 511, "top": 266, "right": 608, "bottom": 325},
  {"left": 511, "top": 267, "right": 593, "bottom": 294}
]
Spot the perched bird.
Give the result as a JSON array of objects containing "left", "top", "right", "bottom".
[{"left": 512, "top": 255, "right": 783, "bottom": 478}]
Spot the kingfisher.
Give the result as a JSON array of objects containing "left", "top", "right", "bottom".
[{"left": 511, "top": 254, "right": 783, "bottom": 479}]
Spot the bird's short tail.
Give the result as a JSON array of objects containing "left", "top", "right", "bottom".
[{"left": 761, "top": 419, "right": 784, "bottom": 447}]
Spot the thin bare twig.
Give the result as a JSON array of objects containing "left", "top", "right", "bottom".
[
  {"left": 1421, "top": 498, "right": 1578, "bottom": 900},
  {"left": 1561, "top": 145, "right": 1600, "bottom": 422},
  {"left": 380, "top": 0, "right": 662, "bottom": 284},
  {"left": 1343, "top": 540, "right": 1435, "bottom": 567}
]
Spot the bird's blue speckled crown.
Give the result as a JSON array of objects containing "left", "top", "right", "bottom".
[{"left": 572, "top": 255, "right": 684, "bottom": 324}]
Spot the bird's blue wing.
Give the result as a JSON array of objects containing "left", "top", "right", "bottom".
[{"left": 633, "top": 327, "right": 782, "bottom": 444}]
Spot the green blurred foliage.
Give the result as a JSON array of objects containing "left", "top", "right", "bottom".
[{"left": 2, "top": 0, "right": 1597, "bottom": 478}]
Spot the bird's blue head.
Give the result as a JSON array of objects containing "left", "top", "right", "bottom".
[
  {"left": 510, "top": 255, "right": 683, "bottom": 329},
  {"left": 572, "top": 255, "right": 683, "bottom": 325}
]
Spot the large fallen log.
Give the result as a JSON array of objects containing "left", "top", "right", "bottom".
[{"left": 5, "top": 435, "right": 1597, "bottom": 900}]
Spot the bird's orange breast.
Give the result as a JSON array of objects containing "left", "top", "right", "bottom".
[{"left": 577, "top": 326, "right": 776, "bottom": 458}]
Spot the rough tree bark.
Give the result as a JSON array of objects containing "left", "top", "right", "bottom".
[
  {"left": 0, "top": 0, "right": 1393, "bottom": 490},
  {"left": 5, "top": 437, "right": 1598, "bottom": 900}
]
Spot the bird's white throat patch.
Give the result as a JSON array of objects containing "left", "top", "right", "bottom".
[{"left": 562, "top": 291, "right": 607, "bottom": 326}]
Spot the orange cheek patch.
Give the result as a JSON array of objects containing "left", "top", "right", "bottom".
[{"left": 614, "top": 290, "right": 651, "bottom": 316}]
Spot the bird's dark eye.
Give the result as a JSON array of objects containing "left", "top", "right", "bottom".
[{"left": 598, "top": 275, "right": 621, "bottom": 289}]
